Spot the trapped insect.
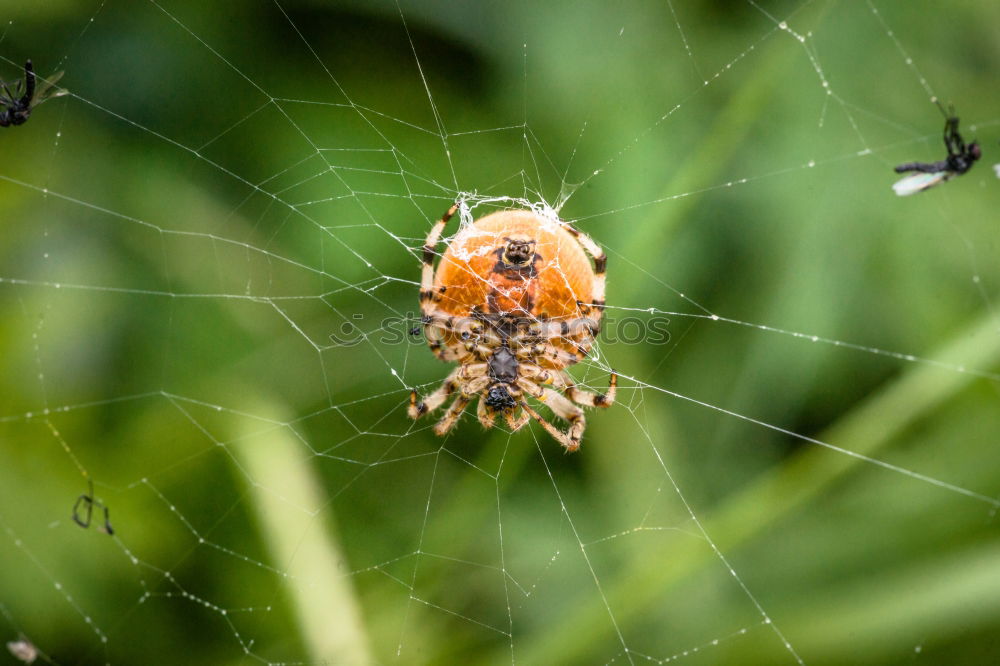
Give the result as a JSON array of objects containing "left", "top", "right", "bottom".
[
  {"left": 0, "top": 60, "right": 67, "bottom": 128},
  {"left": 6, "top": 635, "right": 38, "bottom": 664},
  {"left": 72, "top": 478, "right": 114, "bottom": 535},
  {"left": 409, "top": 203, "right": 616, "bottom": 452},
  {"left": 892, "top": 110, "right": 981, "bottom": 196}
]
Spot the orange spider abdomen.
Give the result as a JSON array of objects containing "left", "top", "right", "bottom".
[{"left": 433, "top": 210, "right": 595, "bottom": 323}]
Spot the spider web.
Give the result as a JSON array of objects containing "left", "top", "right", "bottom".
[{"left": 2, "top": 1, "right": 1000, "bottom": 664}]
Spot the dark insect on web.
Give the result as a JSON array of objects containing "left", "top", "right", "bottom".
[
  {"left": 892, "top": 106, "right": 981, "bottom": 196},
  {"left": 72, "top": 479, "right": 114, "bottom": 535},
  {"left": 0, "top": 60, "right": 67, "bottom": 128}
]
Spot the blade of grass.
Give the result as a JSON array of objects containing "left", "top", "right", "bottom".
[
  {"left": 771, "top": 541, "right": 1000, "bottom": 661},
  {"left": 234, "top": 404, "right": 374, "bottom": 665}
]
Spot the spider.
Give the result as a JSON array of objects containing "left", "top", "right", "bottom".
[
  {"left": 72, "top": 479, "right": 114, "bottom": 535},
  {"left": 892, "top": 111, "right": 981, "bottom": 196},
  {"left": 408, "top": 203, "right": 616, "bottom": 452},
  {"left": 0, "top": 60, "right": 67, "bottom": 128}
]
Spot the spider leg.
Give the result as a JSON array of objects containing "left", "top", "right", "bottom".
[
  {"left": 98, "top": 504, "right": 114, "bottom": 535},
  {"left": 459, "top": 362, "right": 489, "bottom": 379},
  {"left": 519, "top": 400, "right": 581, "bottom": 452},
  {"left": 421, "top": 311, "right": 484, "bottom": 362},
  {"left": 418, "top": 203, "right": 476, "bottom": 361},
  {"left": 420, "top": 312, "right": 487, "bottom": 338},
  {"left": 422, "top": 320, "right": 452, "bottom": 361},
  {"left": 413, "top": 369, "right": 488, "bottom": 431},
  {"left": 542, "top": 388, "right": 587, "bottom": 447},
  {"left": 515, "top": 377, "right": 545, "bottom": 399},
  {"left": 513, "top": 312, "right": 601, "bottom": 360},
  {"left": 421, "top": 310, "right": 484, "bottom": 341},
  {"left": 433, "top": 395, "right": 472, "bottom": 436},
  {"left": 561, "top": 223, "right": 606, "bottom": 316},
  {"left": 515, "top": 341, "right": 585, "bottom": 368},
  {"left": 465, "top": 376, "right": 491, "bottom": 395},
  {"left": 517, "top": 362, "right": 556, "bottom": 384},
  {"left": 477, "top": 396, "right": 495, "bottom": 429},
  {"left": 420, "top": 202, "right": 460, "bottom": 301},
  {"left": 427, "top": 335, "right": 463, "bottom": 361},
  {"left": 563, "top": 371, "right": 617, "bottom": 408},
  {"left": 409, "top": 368, "right": 461, "bottom": 419},
  {"left": 464, "top": 341, "right": 500, "bottom": 359},
  {"left": 72, "top": 493, "right": 93, "bottom": 529},
  {"left": 505, "top": 407, "right": 531, "bottom": 431}
]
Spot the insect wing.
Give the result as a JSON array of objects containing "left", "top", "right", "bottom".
[
  {"left": 892, "top": 171, "right": 948, "bottom": 196},
  {"left": 0, "top": 79, "right": 20, "bottom": 106},
  {"left": 30, "top": 70, "right": 67, "bottom": 108},
  {"left": 993, "top": 163, "right": 1000, "bottom": 180}
]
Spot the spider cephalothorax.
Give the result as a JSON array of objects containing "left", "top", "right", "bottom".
[
  {"left": 408, "top": 204, "right": 616, "bottom": 452},
  {"left": 493, "top": 237, "right": 541, "bottom": 276}
]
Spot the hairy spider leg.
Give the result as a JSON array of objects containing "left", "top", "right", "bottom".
[
  {"left": 542, "top": 388, "right": 587, "bottom": 446},
  {"left": 515, "top": 376, "right": 545, "bottom": 400},
  {"left": 428, "top": 373, "right": 492, "bottom": 436},
  {"left": 562, "top": 223, "right": 606, "bottom": 317},
  {"left": 505, "top": 407, "right": 531, "bottom": 430},
  {"left": 517, "top": 362, "right": 557, "bottom": 385},
  {"left": 419, "top": 202, "right": 460, "bottom": 310},
  {"left": 519, "top": 401, "right": 579, "bottom": 452},
  {"left": 515, "top": 340, "right": 583, "bottom": 368},
  {"left": 410, "top": 362, "right": 489, "bottom": 414},
  {"left": 514, "top": 343, "right": 616, "bottom": 407},
  {"left": 477, "top": 396, "right": 495, "bottom": 428},
  {"left": 515, "top": 362, "right": 616, "bottom": 408},
  {"left": 545, "top": 222, "right": 612, "bottom": 374},
  {"left": 434, "top": 395, "right": 472, "bottom": 436},
  {"left": 563, "top": 371, "right": 617, "bottom": 408},
  {"left": 409, "top": 368, "right": 460, "bottom": 418},
  {"left": 418, "top": 203, "right": 472, "bottom": 359},
  {"left": 422, "top": 313, "right": 486, "bottom": 360},
  {"left": 411, "top": 202, "right": 487, "bottom": 432}
]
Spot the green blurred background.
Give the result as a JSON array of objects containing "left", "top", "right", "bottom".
[{"left": 2, "top": 1, "right": 1000, "bottom": 664}]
